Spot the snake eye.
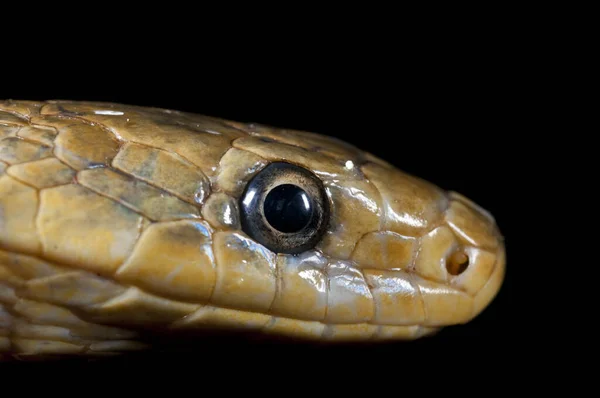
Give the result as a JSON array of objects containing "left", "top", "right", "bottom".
[{"left": 239, "top": 162, "right": 330, "bottom": 254}]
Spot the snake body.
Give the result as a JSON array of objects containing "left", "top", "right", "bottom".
[{"left": 0, "top": 100, "right": 505, "bottom": 360}]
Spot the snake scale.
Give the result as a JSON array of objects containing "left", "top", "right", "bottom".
[{"left": 0, "top": 100, "right": 505, "bottom": 360}]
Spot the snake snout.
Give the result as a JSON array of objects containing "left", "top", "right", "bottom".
[
  {"left": 399, "top": 191, "right": 505, "bottom": 327},
  {"left": 438, "top": 191, "right": 505, "bottom": 320}
]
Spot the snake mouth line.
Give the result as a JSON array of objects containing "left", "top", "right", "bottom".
[{"left": 0, "top": 239, "right": 503, "bottom": 347}]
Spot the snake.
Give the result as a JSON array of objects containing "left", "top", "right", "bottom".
[{"left": 0, "top": 100, "right": 505, "bottom": 361}]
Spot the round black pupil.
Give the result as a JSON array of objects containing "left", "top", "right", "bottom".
[{"left": 264, "top": 184, "right": 313, "bottom": 233}]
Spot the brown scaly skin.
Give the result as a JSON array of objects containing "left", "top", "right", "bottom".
[{"left": 0, "top": 100, "right": 505, "bottom": 360}]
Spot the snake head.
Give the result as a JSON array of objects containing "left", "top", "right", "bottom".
[{"left": 0, "top": 101, "right": 505, "bottom": 360}]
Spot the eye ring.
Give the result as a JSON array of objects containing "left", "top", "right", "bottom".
[{"left": 239, "top": 162, "right": 330, "bottom": 254}]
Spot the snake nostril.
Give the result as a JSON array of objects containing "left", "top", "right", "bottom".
[{"left": 447, "top": 249, "right": 469, "bottom": 275}]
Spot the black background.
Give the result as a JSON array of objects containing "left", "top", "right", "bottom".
[{"left": 1, "top": 48, "right": 527, "bottom": 381}]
